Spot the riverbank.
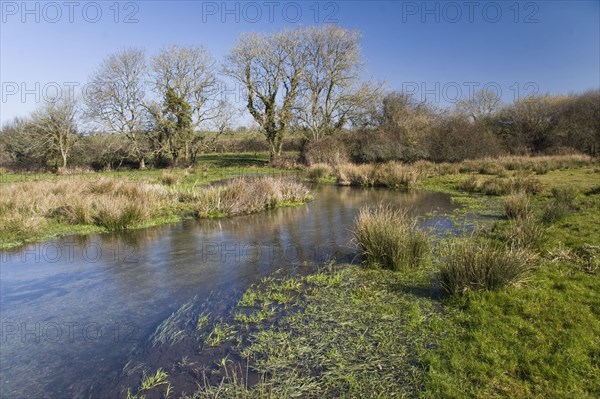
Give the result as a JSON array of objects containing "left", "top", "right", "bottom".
[
  {"left": 0, "top": 173, "right": 310, "bottom": 250},
  {"left": 122, "top": 162, "right": 599, "bottom": 398},
  {"left": 0, "top": 153, "right": 310, "bottom": 249}
]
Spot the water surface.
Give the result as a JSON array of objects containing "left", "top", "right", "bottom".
[{"left": 0, "top": 185, "right": 456, "bottom": 398}]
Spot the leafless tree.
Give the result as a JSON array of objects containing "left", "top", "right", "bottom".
[
  {"left": 224, "top": 29, "right": 304, "bottom": 161},
  {"left": 85, "top": 48, "right": 149, "bottom": 168},
  {"left": 295, "top": 25, "right": 380, "bottom": 141},
  {"left": 150, "top": 45, "right": 220, "bottom": 163},
  {"left": 30, "top": 93, "right": 78, "bottom": 169},
  {"left": 457, "top": 88, "right": 502, "bottom": 121}
]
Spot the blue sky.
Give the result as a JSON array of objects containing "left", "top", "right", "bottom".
[{"left": 1, "top": 0, "right": 599, "bottom": 126}]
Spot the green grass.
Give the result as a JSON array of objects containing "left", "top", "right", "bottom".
[{"left": 171, "top": 165, "right": 600, "bottom": 398}]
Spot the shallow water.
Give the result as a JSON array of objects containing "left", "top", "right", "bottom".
[{"left": 0, "top": 185, "right": 456, "bottom": 398}]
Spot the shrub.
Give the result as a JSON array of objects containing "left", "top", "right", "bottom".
[
  {"left": 504, "top": 191, "right": 530, "bottom": 220},
  {"left": 270, "top": 153, "right": 302, "bottom": 169},
  {"left": 303, "top": 135, "right": 349, "bottom": 166},
  {"left": 353, "top": 205, "right": 430, "bottom": 270},
  {"left": 439, "top": 239, "right": 536, "bottom": 294}
]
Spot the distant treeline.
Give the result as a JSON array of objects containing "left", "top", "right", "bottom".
[{"left": 0, "top": 24, "right": 598, "bottom": 171}]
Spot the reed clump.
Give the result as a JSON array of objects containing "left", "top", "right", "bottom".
[
  {"left": 439, "top": 239, "right": 536, "bottom": 294},
  {"left": 353, "top": 205, "right": 430, "bottom": 271},
  {"left": 193, "top": 177, "right": 312, "bottom": 218}
]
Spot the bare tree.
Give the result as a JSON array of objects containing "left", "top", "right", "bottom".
[
  {"left": 224, "top": 29, "right": 304, "bottom": 161},
  {"left": 151, "top": 45, "right": 220, "bottom": 163},
  {"left": 457, "top": 88, "right": 502, "bottom": 121},
  {"left": 85, "top": 48, "right": 149, "bottom": 168},
  {"left": 30, "top": 93, "right": 78, "bottom": 169},
  {"left": 295, "top": 26, "right": 380, "bottom": 141},
  {"left": 379, "top": 92, "right": 436, "bottom": 143}
]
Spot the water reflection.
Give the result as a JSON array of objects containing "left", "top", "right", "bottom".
[{"left": 0, "top": 185, "right": 456, "bottom": 398}]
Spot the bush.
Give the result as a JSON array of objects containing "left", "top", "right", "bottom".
[
  {"left": 425, "top": 115, "right": 502, "bottom": 162},
  {"left": 439, "top": 239, "right": 536, "bottom": 295},
  {"left": 303, "top": 135, "right": 349, "bottom": 166},
  {"left": 504, "top": 191, "right": 530, "bottom": 220},
  {"left": 353, "top": 205, "right": 430, "bottom": 270}
]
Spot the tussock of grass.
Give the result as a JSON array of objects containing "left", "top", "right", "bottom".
[
  {"left": 482, "top": 175, "right": 542, "bottom": 195},
  {"left": 504, "top": 191, "right": 530, "bottom": 220},
  {"left": 193, "top": 177, "right": 312, "bottom": 218},
  {"left": 506, "top": 214, "right": 546, "bottom": 251},
  {"left": 456, "top": 154, "right": 594, "bottom": 175},
  {"left": 335, "top": 162, "right": 421, "bottom": 188},
  {"left": 542, "top": 186, "right": 578, "bottom": 224},
  {"left": 159, "top": 170, "right": 180, "bottom": 186},
  {"left": 306, "top": 163, "right": 334, "bottom": 182},
  {"left": 353, "top": 205, "right": 430, "bottom": 270},
  {"left": 439, "top": 239, "right": 536, "bottom": 294}
]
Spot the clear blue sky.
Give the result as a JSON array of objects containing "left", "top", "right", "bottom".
[{"left": 1, "top": 0, "right": 599, "bottom": 126}]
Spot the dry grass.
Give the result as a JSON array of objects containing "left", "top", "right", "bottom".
[
  {"left": 0, "top": 178, "right": 171, "bottom": 235},
  {"left": 335, "top": 162, "right": 421, "bottom": 188},
  {"left": 306, "top": 163, "right": 334, "bottom": 182},
  {"left": 504, "top": 191, "right": 531, "bottom": 220},
  {"left": 456, "top": 154, "right": 594, "bottom": 175},
  {"left": 193, "top": 177, "right": 312, "bottom": 218},
  {"left": 160, "top": 170, "right": 180, "bottom": 186},
  {"left": 0, "top": 176, "right": 313, "bottom": 245}
]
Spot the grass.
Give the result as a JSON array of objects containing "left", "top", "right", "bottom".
[
  {"left": 353, "top": 205, "right": 430, "bottom": 270},
  {"left": 334, "top": 162, "right": 421, "bottom": 188},
  {"left": 438, "top": 239, "right": 537, "bottom": 295},
  {"left": 140, "top": 368, "right": 169, "bottom": 391},
  {"left": 193, "top": 177, "right": 312, "bottom": 218},
  {"left": 4, "top": 153, "right": 600, "bottom": 397},
  {"left": 504, "top": 191, "right": 531, "bottom": 220},
  {"left": 0, "top": 173, "right": 311, "bottom": 249},
  {"left": 118, "top": 163, "right": 599, "bottom": 398}
]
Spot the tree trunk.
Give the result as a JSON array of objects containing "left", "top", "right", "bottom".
[{"left": 139, "top": 158, "right": 146, "bottom": 170}]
